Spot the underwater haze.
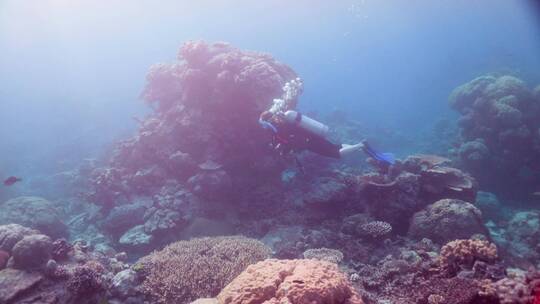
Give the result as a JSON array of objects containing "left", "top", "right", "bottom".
[
  {"left": 1, "top": 1, "right": 540, "bottom": 303},
  {"left": 2, "top": 0, "right": 540, "bottom": 181}
]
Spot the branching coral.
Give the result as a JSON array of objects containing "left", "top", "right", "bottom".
[
  {"left": 51, "top": 238, "right": 72, "bottom": 261},
  {"left": 138, "top": 236, "right": 271, "bottom": 304},
  {"left": 438, "top": 239, "right": 498, "bottom": 275},
  {"left": 66, "top": 262, "right": 106, "bottom": 299}
]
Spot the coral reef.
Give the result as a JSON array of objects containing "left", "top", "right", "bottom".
[
  {"left": 0, "top": 223, "right": 126, "bottom": 304},
  {"left": 87, "top": 40, "right": 296, "bottom": 209},
  {"left": 449, "top": 75, "right": 540, "bottom": 199},
  {"left": 3, "top": 41, "right": 539, "bottom": 304},
  {"left": 358, "top": 154, "right": 477, "bottom": 231},
  {"left": 137, "top": 236, "right": 271, "bottom": 304},
  {"left": 408, "top": 199, "right": 487, "bottom": 244},
  {"left": 217, "top": 259, "right": 364, "bottom": 304}
]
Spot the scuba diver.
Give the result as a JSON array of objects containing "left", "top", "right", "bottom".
[{"left": 259, "top": 78, "right": 395, "bottom": 169}]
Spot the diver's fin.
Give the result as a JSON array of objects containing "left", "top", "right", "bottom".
[
  {"left": 362, "top": 141, "right": 395, "bottom": 166},
  {"left": 378, "top": 152, "right": 396, "bottom": 165}
]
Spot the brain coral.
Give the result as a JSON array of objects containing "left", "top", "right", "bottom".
[
  {"left": 138, "top": 236, "right": 271, "bottom": 304},
  {"left": 408, "top": 199, "right": 486, "bottom": 244},
  {"left": 217, "top": 259, "right": 364, "bottom": 304}
]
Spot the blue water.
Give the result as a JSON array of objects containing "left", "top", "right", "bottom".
[{"left": 1, "top": 0, "right": 540, "bottom": 193}]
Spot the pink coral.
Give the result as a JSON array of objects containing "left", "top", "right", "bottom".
[{"left": 217, "top": 259, "right": 364, "bottom": 304}]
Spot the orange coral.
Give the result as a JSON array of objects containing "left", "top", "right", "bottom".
[{"left": 217, "top": 259, "right": 364, "bottom": 304}]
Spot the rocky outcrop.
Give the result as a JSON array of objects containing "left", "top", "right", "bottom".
[{"left": 0, "top": 269, "right": 44, "bottom": 303}]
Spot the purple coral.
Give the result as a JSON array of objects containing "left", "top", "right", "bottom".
[{"left": 66, "top": 263, "right": 105, "bottom": 298}]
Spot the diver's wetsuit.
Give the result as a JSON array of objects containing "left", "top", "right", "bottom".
[{"left": 271, "top": 120, "right": 342, "bottom": 158}]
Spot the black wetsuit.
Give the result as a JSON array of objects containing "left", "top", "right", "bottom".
[{"left": 271, "top": 120, "right": 342, "bottom": 159}]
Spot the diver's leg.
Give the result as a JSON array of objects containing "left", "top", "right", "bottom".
[{"left": 339, "top": 142, "right": 364, "bottom": 157}]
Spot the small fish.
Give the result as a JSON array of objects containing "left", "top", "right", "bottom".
[{"left": 3, "top": 176, "right": 22, "bottom": 186}]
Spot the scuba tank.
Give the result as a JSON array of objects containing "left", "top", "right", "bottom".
[{"left": 283, "top": 110, "right": 329, "bottom": 137}]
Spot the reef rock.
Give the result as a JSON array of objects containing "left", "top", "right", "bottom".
[
  {"left": 0, "top": 196, "right": 68, "bottom": 239},
  {"left": 302, "top": 177, "right": 348, "bottom": 206},
  {"left": 188, "top": 170, "right": 232, "bottom": 199},
  {"left": 0, "top": 268, "right": 44, "bottom": 303},
  {"left": 475, "top": 191, "right": 506, "bottom": 222},
  {"left": 101, "top": 198, "right": 152, "bottom": 234},
  {"left": 143, "top": 208, "right": 183, "bottom": 234},
  {"left": 408, "top": 199, "right": 486, "bottom": 244},
  {"left": 119, "top": 225, "right": 153, "bottom": 247},
  {"left": 217, "top": 259, "right": 364, "bottom": 304},
  {"left": 505, "top": 211, "right": 540, "bottom": 260},
  {"left": 12, "top": 234, "right": 53, "bottom": 269}
]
